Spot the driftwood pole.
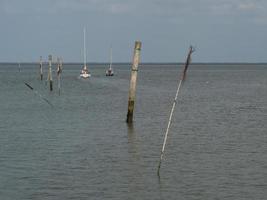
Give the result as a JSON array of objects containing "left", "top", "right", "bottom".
[
  {"left": 157, "top": 46, "right": 195, "bottom": 175},
  {"left": 48, "top": 55, "right": 53, "bottom": 91},
  {"left": 126, "top": 41, "right": 142, "bottom": 123},
  {"left": 39, "top": 56, "right": 43, "bottom": 80}
]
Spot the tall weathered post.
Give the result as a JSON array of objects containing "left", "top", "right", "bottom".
[
  {"left": 39, "top": 56, "right": 43, "bottom": 80},
  {"left": 48, "top": 55, "right": 53, "bottom": 91},
  {"left": 126, "top": 41, "right": 142, "bottom": 123}
]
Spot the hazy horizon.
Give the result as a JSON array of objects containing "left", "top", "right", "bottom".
[{"left": 1, "top": 0, "right": 267, "bottom": 63}]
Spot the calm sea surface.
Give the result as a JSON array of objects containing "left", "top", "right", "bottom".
[{"left": 0, "top": 63, "right": 266, "bottom": 199}]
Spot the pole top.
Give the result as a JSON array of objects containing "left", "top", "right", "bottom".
[
  {"left": 135, "top": 41, "right": 142, "bottom": 50},
  {"left": 48, "top": 55, "right": 52, "bottom": 61}
]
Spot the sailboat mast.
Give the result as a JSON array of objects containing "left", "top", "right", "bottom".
[
  {"left": 83, "top": 27, "right": 86, "bottom": 68},
  {"left": 109, "top": 46, "right": 112, "bottom": 70}
]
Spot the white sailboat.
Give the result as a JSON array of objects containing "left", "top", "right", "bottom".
[
  {"left": 80, "top": 27, "right": 91, "bottom": 78},
  {"left": 106, "top": 46, "right": 114, "bottom": 76}
]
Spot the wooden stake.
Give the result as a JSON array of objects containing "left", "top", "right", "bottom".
[
  {"left": 126, "top": 41, "right": 142, "bottom": 123},
  {"left": 157, "top": 46, "right": 195, "bottom": 175},
  {"left": 39, "top": 56, "right": 43, "bottom": 80},
  {"left": 57, "top": 57, "right": 62, "bottom": 95},
  {"left": 48, "top": 55, "right": 53, "bottom": 91}
]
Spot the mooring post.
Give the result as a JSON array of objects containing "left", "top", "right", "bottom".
[
  {"left": 57, "top": 57, "right": 62, "bottom": 95},
  {"left": 126, "top": 41, "right": 142, "bottom": 123},
  {"left": 48, "top": 54, "right": 53, "bottom": 91},
  {"left": 39, "top": 56, "right": 43, "bottom": 80}
]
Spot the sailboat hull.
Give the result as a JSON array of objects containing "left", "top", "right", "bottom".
[
  {"left": 106, "top": 70, "right": 114, "bottom": 76},
  {"left": 80, "top": 73, "right": 91, "bottom": 78}
]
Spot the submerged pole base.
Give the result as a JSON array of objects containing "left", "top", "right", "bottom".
[
  {"left": 49, "top": 81, "right": 53, "bottom": 91},
  {"left": 157, "top": 162, "right": 161, "bottom": 176},
  {"left": 157, "top": 153, "right": 163, "bottom": 176},
  {"left": 126, "top": 100, "right": 134, "bottom": 123},
  {"left": 126, "top": 111, "right": 133, "bottom": 123}
]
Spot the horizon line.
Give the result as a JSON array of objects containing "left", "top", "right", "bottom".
[{"left": 0, "top": 61, "right": 267, "bottom": 65}]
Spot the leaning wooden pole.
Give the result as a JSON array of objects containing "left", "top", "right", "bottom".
[
  {"left": 48, "top": 55, "right": 53, "bottom": 91},
  {"left": 126, "top": 41, "right": 142, "bottom": 123},
  {"left": 39, "top": 56, "right": 43, "bottom": 80},
  {"left": 157, "top": 46, "right": 195, "bottom": 175},
  {"left": 24, "top": 82, "right": 53, "bottom": 107}
]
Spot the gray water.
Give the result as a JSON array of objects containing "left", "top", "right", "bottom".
[{"left": 0, "top": 63, "right": 266, "bottom": 199}]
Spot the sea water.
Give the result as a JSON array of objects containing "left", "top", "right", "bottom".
[{"left": 0, "top": 63, "right": 266, "bottom": 199}]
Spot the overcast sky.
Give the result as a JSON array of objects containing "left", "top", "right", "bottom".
[{"left": 1, "top": 0, "right": 267, "bottom": 62}]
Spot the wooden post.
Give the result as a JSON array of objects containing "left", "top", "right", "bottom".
[
  {"left": 126, "top": 41, "right": 142, "bottom": 123},
  {"left": 48, "top": 55, "right": 53, "bottom": 91},
  {"left": 39, "top": 56, "right": 43, "bottom": 80},
  {"left": 57, "top": 57, "right": 62, "bottom": 95}
]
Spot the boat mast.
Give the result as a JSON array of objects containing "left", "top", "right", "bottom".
[
  {"left": 83, "top": 27, "right": 86, "bottom": 69},
  {"left": 109, "top": 46, "right": 112, "bottom": 70}
]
